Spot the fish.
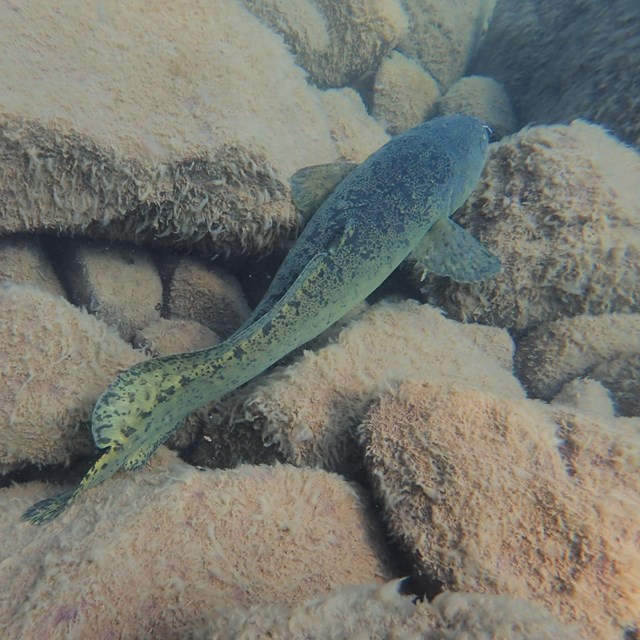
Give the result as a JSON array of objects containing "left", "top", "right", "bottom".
[{"left": 23, "top": 114, "right": 500, "bottom": 524}]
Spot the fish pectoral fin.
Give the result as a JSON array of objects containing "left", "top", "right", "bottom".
[
  {"left": 410, "top": 218, "right": 501, "bottom": 283},
  {"left": 290, "top": 161, "right": 359, "bottom": 225},
  {"left": 22, "top": 489, "right": 76, "bottom": 525}
]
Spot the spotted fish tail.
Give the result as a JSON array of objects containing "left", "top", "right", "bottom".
[
  {"left": 22, "top": 446, "right": 126, "bottom": 525},
  {"left": 22, "top": 489, "right": 76, "bottom": 525}
]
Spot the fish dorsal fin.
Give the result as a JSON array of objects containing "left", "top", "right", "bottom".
[
  {"left": 411, "top": 218, "right": 501, "bottom": 283},
  {"left": 290, "top": 161, "right": 358, "bottom": 224}
]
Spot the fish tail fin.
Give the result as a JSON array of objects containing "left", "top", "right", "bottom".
[{"left": 22, "top": 489, "right": 76, "bottom": 525}]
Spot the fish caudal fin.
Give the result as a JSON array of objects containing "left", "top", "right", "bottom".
[{"left": 22, "top": 489, "right": 76, "bottom": 525}]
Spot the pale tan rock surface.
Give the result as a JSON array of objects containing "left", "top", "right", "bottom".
[
  {"left": 165, "top": 256, "right": 251, "bottom": 339},
  {"left": 60, "top": 241, "right": 163, "bottom": 342},
  {"left": 239, "top": 0, "right": 409, "bottom": 88},
  {"left": 359, "top": 380, "right": 640, "bottom": 639},
  {"left": 193, "top": 300, "right": 522, "bottom": 472},
  {"left": 416, "top": 121, "right": 640, "bottom": 332},
  {"left": 0, "top": 0, "right": 339, "bottom": 256},
  {"left": 515, "top": 313, "right": 640, "bottom": 403},
  {"left": 0, "top": 235, "right": 66, "bottom": 298},
  {"left": 0, "top": 450, "right": 394, "bottom": 639},
  {"left": 0, "top": 284, "right": 145, "bottom": 472},
  {"left": 372, "top": 51, "right": 441, "bottom": 134},
  {"left": 193, "top": 581, "right": 580, "bottom": 640},
  {"left": 318, "top": 88, "right": 389, "bottom": 162},
  {"left": 437, "top": 75, "right": 516, "bottom": 140},
  {"left": 133, "top": 318, "right": 220, "bottom": 357},
  {"left": 0, "top": 0, "right": 335, "bottom": 175},
  {"left": 590, "top": 353, "right": 640, "bottom": 418},
  {"left": 551, "top": 378, "right": 617, "bottom": 422},
  {"left": 398, "top": 0, "right": 497, "bottom": 90},
  {"left": 474, "top": 0, "right": 640, "bottom": 147}
]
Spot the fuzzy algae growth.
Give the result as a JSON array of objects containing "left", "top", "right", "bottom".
[{"left": 23, "top": 115, "right": 500, "bottom": 524}]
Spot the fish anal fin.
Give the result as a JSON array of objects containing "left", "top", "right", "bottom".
[
  {"left": 122, "top": 426, "right": 179, "bottom": 471},
  {"left": 410, "top": 218, "right": 501, "bottom": 283}
]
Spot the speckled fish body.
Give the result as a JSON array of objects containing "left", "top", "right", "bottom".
[{"left": 23, "top": 115, "right": 497, "bottom": 524}]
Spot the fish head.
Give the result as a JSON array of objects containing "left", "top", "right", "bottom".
[{"left": 433, "top": 114, "right": 491, "bottom": 215}]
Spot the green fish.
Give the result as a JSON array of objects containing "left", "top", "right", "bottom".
[{"left": 23, "top": 115, "right": 500, "bottom": 524}]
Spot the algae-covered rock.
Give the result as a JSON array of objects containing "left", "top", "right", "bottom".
[
  {"left": 0, "top": 283, "right": 145, "bottom": 472},
  {"left": 59, "top": 241, "right": 163, "bottom": 342},
  {"left": 318, "top": 88, "right": 389, "bottom": 162},
  {"left": 474, "top": 0, "right": 640, "bottom": 147},
  {"left": 191, "top": 300, "right": 522, "bottom": 473},
  {"left": 240, "top": 0, "right": 409, "bottom": 88},
  {"left": 164, "top": 256, "right": 251, "bottom": 340},
  {"left": 0, "top": 234, "right": 66, "bottom": 298},
  {"left": 0, "top": 114, "right": 298, "bottom": 256},
  {"left": 194, "top": 582, "right": 580, "bottom": 640},
  {"left": 359, "top": 380, "right": 640, "bottom": 639},
  {"left": 514, "top": 313, "right": 640, "bottom": 403},
  {"left": 372, "top": 51, "right": 441, "bottom": 134},
  {"left": 0, "top": 0, "right": 340, "bottom": 256},
  {"left": 437, "top": 75, "right": 516, "bottom": 140},
  {"left": 415, "top": 121, "right": 640, "bottom": 332},
  {"left": 398, "top": 0, "right": 497, "bottom": 90},
  {"left": 590, "top": 353, "right": 640, "bottom": 417},
  {"left": 0, "top": 450, "right": 394, "bottom": 638},
  {"left": 551, "top": 378, "right": 617, "bottom": 421}
]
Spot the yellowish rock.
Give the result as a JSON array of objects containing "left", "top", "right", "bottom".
[
  {"left": 165, "top": 256, "right": 251, "bottom": 339},
  {"left": 240, "top": 0, "right": 409, "bottom": 88},
  {"left": 194, "top": 582, "right": 580, "bottom": 640},
  {"left": 0, "top": 0, "right": 338, "bottom": 256},
  {"left": 590, "top": 353, "right": 640, "bottom": 417},
  {"left": 398, "top": 0, "right": 497, "bottom": 90},
  {"left": 0, "top": 284, "right": 145, "bottom": 472},
  {"left": 416, "top": 121, "right": 640, "bottom": 332},
  {"left": 319, "top": 88, "right": 389, "bottom": 162},
  {"left": 0, "top": 450, "right": 394, "bottom": 638},
  {"left": 372, "top": 51, "right": 440, "bottom": 134},
  {"left": 437, "top": 75, "right": 516, "bottom": 139},
  {"left": 195, "top": 300, "right": 522, "bottom": 472},
  {"left": 551, "top": 378, "right": 616, "bottom": 421},
  {"left": 515, "top": 313, "right": 640, "bottom": 401},
  {"left": 475, "top": 0, "right": 640, "bottom": 146},
  {"left": 61, "top": 241, "right": 163, "bottom": 341},
  {"left": 0, "top": 235, "right": 66, "bottom": 298},
  {"left": 359, "top": 380, "right": 640, "bottom": 639}
]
